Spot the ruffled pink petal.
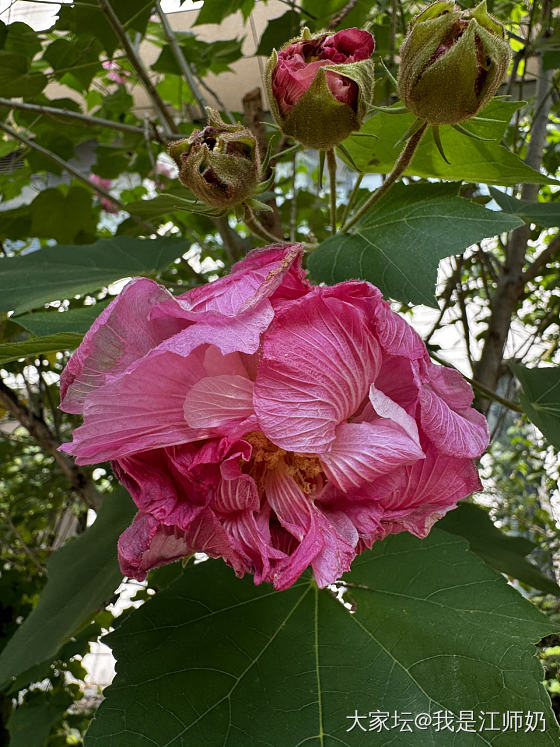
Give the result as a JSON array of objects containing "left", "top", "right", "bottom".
[
  {"left": 221, "top": 507, "right": 285, "bottom": 585},
  {"left": 60, "top": 278, "right": 184, "bottom": 414},
  {"left": 374, "top": 355, "right": 421, "bottom": 413},
  {"left": 321, "top": 28, "right": 375, "bottom": 63},
  {"left": 324, "top": 70, "right": 358, "bottom": 108},
  {"left": 423, "top": 360, "right": 477, "bottom": 409},
  {"left": 419, "top": 386, "right": 489, "bottom": 458},
  {"left": 174, "top": 243, "right": 308, "bottom": 316},
  {"left": 60, "top": 349, "right": 209, "bottom": 464},
  {"left": 214, "top": 474, "right": 260, "bottom": 513},
  {"left": 368, "top": 384, "right": 421, "bottom": 444},
  {"left": 264, "top": 467, "right": 357, "bottom": 589},
  {"left": 254, "top": 288, "right": 381, "bottom": 452},
  {"left": 320, "top": 421, "right": 424, "bottom": 493},
  {"left": 371, "top": 301, "right": 426, "bottom": 360},
  {"left": 184, "top": 374, "right": 255, "bottom": 436},
  {"left": 113, "top": 446, "right": 203, "bottom": 525}
]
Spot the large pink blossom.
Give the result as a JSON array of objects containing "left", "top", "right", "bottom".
[
  {"left": 60, "top": 245, "right": 488, "bottom": 589},
  {"left": 272, "top": 28, "right": 375, "bottom": 116}
]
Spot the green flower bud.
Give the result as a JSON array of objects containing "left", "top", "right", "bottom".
[
  {"left": 168, "top": 109, "right": 260, "bottom": 209},
  {"left": 265, "top": 27, "right": 375, "bottom": 150},
  {"left": 397, "top": 1, "right": 511, "bottom": 125}
]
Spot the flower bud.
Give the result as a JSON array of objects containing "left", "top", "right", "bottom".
[
  {"left": 397, "top": 1, "right": 511, "bottom": 125},
  {"left": 168, "top": 109, "right": 260, "bottom": 209},
  {"left": 266, "top": 27, "right": 375, "bottom": 150}
]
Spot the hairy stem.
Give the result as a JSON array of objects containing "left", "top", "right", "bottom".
[
  {"left": 341, "top": 122, "right": 427, "bottom": 232},
  {"left": 326, "top": 149, "right": 337, "bottom": 235}
]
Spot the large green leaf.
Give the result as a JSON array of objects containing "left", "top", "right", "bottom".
[
  {"left": 0, "top": 51, "right": 46, "bottom": 98},
  {"left": 489, "top": 188, "right": 560, "bottom": 228},
  {"left": 194, "top": 0, "right": 255, "bottom": 26},
  {"left": 14, "top": 301, "right": 110, "bottom": 337},
  {"left": 343, "top": 100, "right": 556, "bottom": 186},
  {"left": 30, "top": 186, "right": 96, "bottom": 244},
  {"left": 0, "top": 333, "right": 83, "bottom": 365},
  {"left": 0, "top": 489, "right": 135, "bottom": 689},
  {"left": 438, "top": 502, "right": 560, "bottom": 595},
  {"left": 307, "top": 182, "right": 523, "bottom": 306},
  {"left": 0, "top": 236, "right": 189, "bottom": 314},
  {"left": 85, "top": 530, "right": 558, "bottom": 746},
  {"left": 510, "top": 364, "right": 560, "bottom": 450},
  {"left": 256, "top": 11, "right": 300, "bottom": 56}
]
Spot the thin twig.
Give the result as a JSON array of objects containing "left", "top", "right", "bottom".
[
  {"left": 0, "top": 378, "right": 103, "bottom": 510},
  {"left": 97, "top": 0, "right": 177, "bottom": 135},
  {"left": 154, "top": 0, "right": 208, "bottom": 116},
  {"left": 0, "top": 509, "right": 46, "bottom": 574},
  {"left": 522, "top": 233, "right": 560, "bottom": 282},
  {"left": 0, "top": 120, "right": 157, "bottom": 234},
  {"left": 290, "top": 151, "right": 298, "bottom": 242},
  {"left": 0, "top": 97, "right": 149, "bottom": 137}
]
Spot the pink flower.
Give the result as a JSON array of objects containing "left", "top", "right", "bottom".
[
  {"left": 102, "top": 60, "right": 130, "bottom": 85},
  {"left": 90, "top": 174, "right": 118, "bottom": 214},
  {"left": 59, "top": 246, "right": 488, "bottom": 590},
  {"left": 272, "top": 28, "right": 374, "bottom": 117}
]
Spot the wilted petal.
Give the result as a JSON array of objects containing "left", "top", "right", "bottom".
[{"left": 119, "top": 510, "right": 245, "bottom": 581}]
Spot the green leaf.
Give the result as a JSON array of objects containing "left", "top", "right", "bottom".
[
  {"left": 30, "top": 186, "right": 95, "bottom": 244},
  {"left": 0, "top": 51, "right": 46, "bottom": 98},
  {"left": 4, "top": 22, "right": 41, "bottom": 58},
  {"left": 14, "top": 302, "right": 110, "bottom": 337},
  {"left": 0, "top": 236, "right": 189, "bottom": 314},
  {"left": 510, "top": 364, "right": 560, "bottom": 450},
  {"left": 126, "top": 193, "right": 222, "bottom": 220},
  {"left": 195, "top": 0, "right": 255, "bottom": 26},
  {"left": 308, "top": 183, "right": 523, "bottom": 306},
  {"left": 0, "top": 488, "right": 135, "bottom": 689},
  {"left": 85, "top": 530, "right": 559, "bottom": 746},
  {"left": 489, "top": 188, "right": 560, "bottom": 228},
  {"left": 7, "top": 691, "right": 73, "bottom": 747},
  {"left": 437, "top": 502, "right": 560, "bottom": 595},
  {"left": 0, "top": 333, "right": 84, "bottom": 365},
  {"left": 343, "top": 100, "right": 557, "bottom": 186},
  {"left": 301, "top": 0, "right": 372, "bottom": 31},
  {"left": 256, "top": 11, "right": 300, "bottom": 56}
]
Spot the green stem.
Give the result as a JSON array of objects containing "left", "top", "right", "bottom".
[
  {"left": 326, "top": 148, "right": 337, "bottom": 235},
  {"left": 340, "top": 173, "right": 363, "bottom": 227},
  {"left": 244, "top": 207, "right": 287, "bottom": 245},
  {"left": 341, "top": 122, "right": 428, "bottom": 233}
]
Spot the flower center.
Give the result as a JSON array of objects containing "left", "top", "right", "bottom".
[{"left": 242, "top": 431, "right": 324, "bottom": 496}]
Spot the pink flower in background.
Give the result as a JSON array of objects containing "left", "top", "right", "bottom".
[
  {"left": 102, "top": 60, "right": 130, "bottom": 85},
  {"left": 90, "top": 174, "right": 119, "bottom": 214},
  {"left": 59, "top": 245, "right": 488, "bottom": 589},
  {"left": 272, "top": 28, "right": 374, "bottom": 116}
]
